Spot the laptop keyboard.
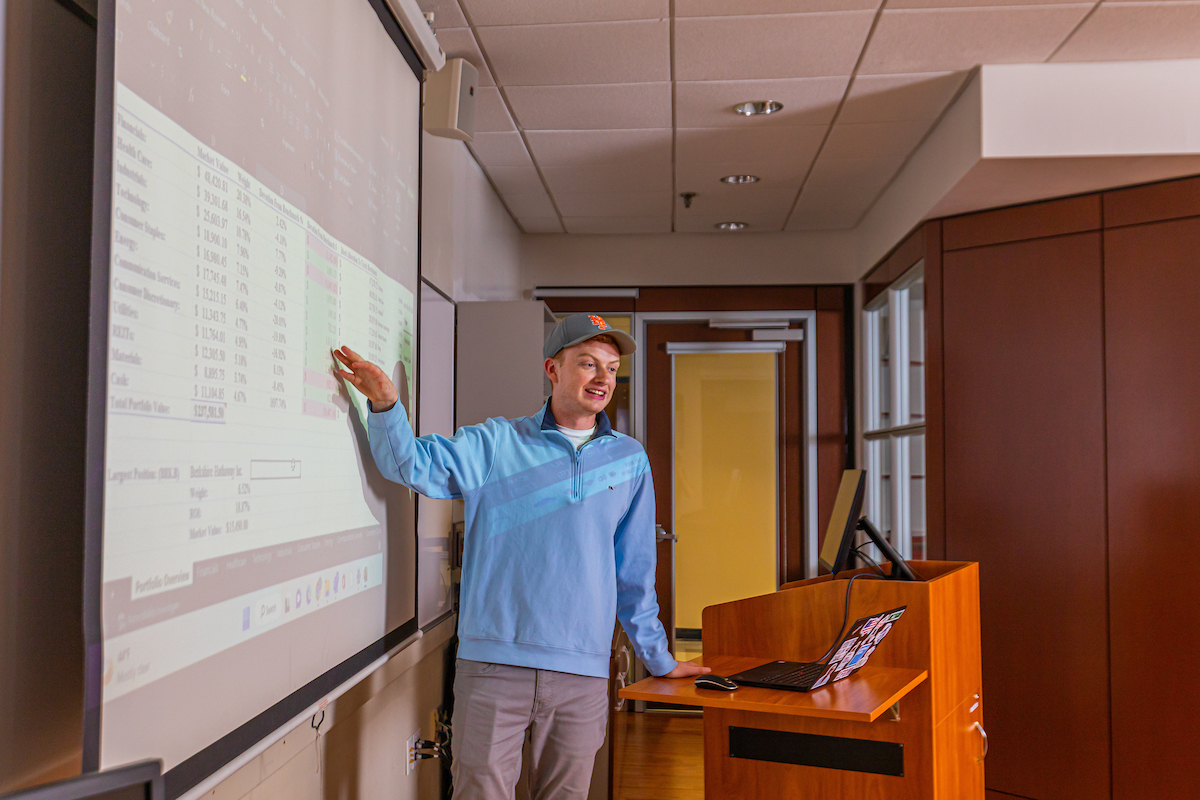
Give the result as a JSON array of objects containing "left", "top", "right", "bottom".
[{"left": 764, "top": 661, "right": 827, "bottom": 688}]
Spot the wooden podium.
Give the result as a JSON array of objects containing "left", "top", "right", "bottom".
[{"left": 619, "top": 561, "right": 985, "bottom": 799}]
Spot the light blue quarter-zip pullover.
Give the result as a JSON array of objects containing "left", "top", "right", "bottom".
[{"left": 367, "top": 399, "right": 678, "bottom": 679}]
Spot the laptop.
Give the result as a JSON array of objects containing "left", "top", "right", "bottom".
[{"left": 727, "top": 606, "right": 907, "bottom": 692}]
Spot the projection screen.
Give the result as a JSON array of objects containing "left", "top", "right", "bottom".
[{"left": 83, "top": 0, "right": 422, "bottom": 794}]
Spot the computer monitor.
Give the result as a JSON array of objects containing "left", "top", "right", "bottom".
[
  {"left": 819, "top": 469, "right": 921, "bottom": 582},
  {"left": 0, "top": 761, "right": 162, "bottom": 800},
  {"left": 819, "top": 469, "right": 866, "bottom": 574}
]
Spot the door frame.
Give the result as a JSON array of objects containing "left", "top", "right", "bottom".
[{"left": 634, "top": 310, "right": 821, "bottom": 579}]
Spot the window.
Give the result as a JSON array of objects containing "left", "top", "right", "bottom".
[{"left": 863, "top": 263, "right": 926, "bottom": 560}]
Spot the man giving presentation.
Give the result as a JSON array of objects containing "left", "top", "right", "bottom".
[{"left": 334, "top": 313, "right": 707, "bottom": 800}]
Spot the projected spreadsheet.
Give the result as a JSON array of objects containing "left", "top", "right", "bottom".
[{"left": 101, "top": 85, "right": 411, "bottom": 702}]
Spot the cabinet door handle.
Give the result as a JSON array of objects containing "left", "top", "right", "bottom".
[{"left": 972, "top": 721, "right": 988, "bottom": 763}]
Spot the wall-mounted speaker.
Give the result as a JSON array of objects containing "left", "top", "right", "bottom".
[{"left": 423, "top": 57, "right": 478, "bottom": 142}]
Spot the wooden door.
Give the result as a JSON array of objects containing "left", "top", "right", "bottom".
[{"left": 644, "top": 323, "right": 806, "bottom": 649}]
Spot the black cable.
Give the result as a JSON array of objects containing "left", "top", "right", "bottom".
[
  {"left": 852, "top": 544, "right": 887, "bottom": 577},
  {"left": 815, "top": 572, "right": 883, "bottom": 663}
]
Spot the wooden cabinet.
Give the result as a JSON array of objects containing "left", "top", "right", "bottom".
[
  {"left": 933, "top": 691, "right": 985, "bottom": 800},
  {"left": 863, "top": 175, "right": 1200, "bottom": 800}
]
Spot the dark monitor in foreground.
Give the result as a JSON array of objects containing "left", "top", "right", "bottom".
[
  {"left": 819, "top": 469, "right": 866, "bottom": 574},
  {"left": 819, "top": 469, "right": 920, "bottom": 582},
  {"left": 0, "top": 761, "right": 162, "bottom": 800}
]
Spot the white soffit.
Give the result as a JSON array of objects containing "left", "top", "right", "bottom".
[
  {"left": 980, "top": 60, "right": 1200, "bottom": 157},
  {"left": 857, "top": 59, "right": 1200, "bottom": 272}
]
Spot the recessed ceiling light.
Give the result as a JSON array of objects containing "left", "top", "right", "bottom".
[
  {"left": 715, "top": 222, "right": 748, "bottom": 231},
  {"left": 720, "top": 175, "right": 760, "bottom": 184},
  {"left": 733, "top": 101, "right": 783, "bottom": 116}
]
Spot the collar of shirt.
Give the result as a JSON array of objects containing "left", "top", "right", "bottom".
[
  {"left": 556, "top": 423, "right": 596, "bottom": 449},
  {"left": 539, "top": 398, "right": 615, "bottom": 439}
]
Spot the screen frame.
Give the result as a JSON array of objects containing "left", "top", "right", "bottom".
[
  {"left": 0, "top": 760, "right": 164, "bottom": 800},
  {"left": 81, "top": 0, "right": 425, "bottom": 794}
]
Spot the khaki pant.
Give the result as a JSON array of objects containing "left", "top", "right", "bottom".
[{"left": 451, "top": 659, "right": 609, "bottom": 800}]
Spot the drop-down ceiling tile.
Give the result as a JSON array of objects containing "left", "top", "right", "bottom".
[
  {"left": 788, "top": 156, "right": 900, "bottom": 229},
  {"left": 476, "top": 20, "right": 670, "bottom": 86},
  {"left": 555, "top": 191, "right": 675, "bottom": 217},
  {"left": 524, "top": 129, "right": 672, "bottom": 166},
  {"left": 467, "top": 132, "right": 534, "bottom": 167},
  {"left": 563, "top": 217, "right": 673, "bottom": 234},
  {"left": 839, "top": 72, "right": 967, "bottom": 123},
  {"left": 675, "top": 183, "right": 802, "bottom": 217},
  {"left": 418, "top": 0, "right": 468, "bottom": 30},
  {"left": 541, "top": 160, "right": 673, "bottom": 194},
  {"left": 807, "top": 153, "right": 907, "bottom": 190},
  {"left": 432, "top": 27, "right": 495, "bottom": 85},
  {"left": 676, "top": 125, "right": 827, "bottom": 165},
  {"left": 676, "top": 0, "right": 877, "bottom": 14},
  {"left": 474, "top": 87, "right": 518, "bottom": 132},
  {"left": 460, "top": 0, "right": 668, "bottom": 26},
  {"left": 503, "top": 190, "right": 558, "bottom": 218},
  {"left": 518, "top": 217, "right": 566, "bottom": 233},
  {"left": 675, "top": 162, "right": 809, "bottom": 199},
  {"left": 674, "top": 208, "right": 791, "bottom": 232},
  {"left": 859, "top": 5, "right": 1093, "bottom": 74},
  {"left": 484, "top": 165, "right": 546, "bottom": 194},
  {"left": 787, "top": 196, "right": 871, "bottom": 229},
  {"left": 890, "top": 0, "right": 1092, "bottom": 7},
  {"left": 674, "top": 12, "right": 877, "bottom": 81},
  {"left": 504, "top": 83, "right": 672, "bottom": 130},
  {"left": 821, "top": 120, "right": 931, "bottom": 162},
  {"left": 675, "top": 77, "right": 850, "bottom": 128},
  {"left": 1052, "top": 2, "right": 1200, "bottom": 62}
]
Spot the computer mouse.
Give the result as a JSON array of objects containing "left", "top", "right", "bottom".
[{"left": 694, "top": 674, "right": 738, "bottom": 692}]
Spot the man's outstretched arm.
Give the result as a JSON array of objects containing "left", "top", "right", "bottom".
[{"left": 334, "top": 346, "right": 494, "bottom": 499}]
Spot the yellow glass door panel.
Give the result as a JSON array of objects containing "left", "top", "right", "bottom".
[{"left": 673, "top": 352, "right": 778, "bottom": 631}]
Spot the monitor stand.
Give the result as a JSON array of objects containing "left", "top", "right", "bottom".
[{"left": 857, "top": 517, "right": 921, "bottom": 581}]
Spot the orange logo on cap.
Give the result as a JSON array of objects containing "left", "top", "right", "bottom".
[{"left": 589, "top": 315, "right": 610, "bottom": 331}]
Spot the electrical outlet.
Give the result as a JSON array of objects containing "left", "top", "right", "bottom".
[{"left": 406, "top": 729, "right": 421, "bottom": 775}]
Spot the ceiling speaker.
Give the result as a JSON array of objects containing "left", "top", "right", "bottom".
[{"left": 424, "top": 57, "right": 477, "bottom": 142}]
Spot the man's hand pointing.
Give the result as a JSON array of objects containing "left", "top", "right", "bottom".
[{"left": 333, "top": 346, "right": 399, "bottom": 413}]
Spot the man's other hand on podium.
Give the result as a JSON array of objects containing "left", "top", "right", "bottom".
[{"left": 663, "top": 661, "right": 711, "bottom": 679}]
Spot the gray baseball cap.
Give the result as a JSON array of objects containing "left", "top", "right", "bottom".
[{"left": 543, "top": 313, "right": 637, "bottom": 360}]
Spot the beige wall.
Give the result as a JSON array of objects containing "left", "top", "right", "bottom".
[
  {"left": 519, "top": 228, "right": 860, "bottom": 291},
  {"left": 421, "top": 132, "right": 522, "bottom": 301},
  {"left": 203, "top": 619, "right": 455, "bottom": 800},
  {"left": 456, "top": 300, "right": 551, "bottom": 427}
]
